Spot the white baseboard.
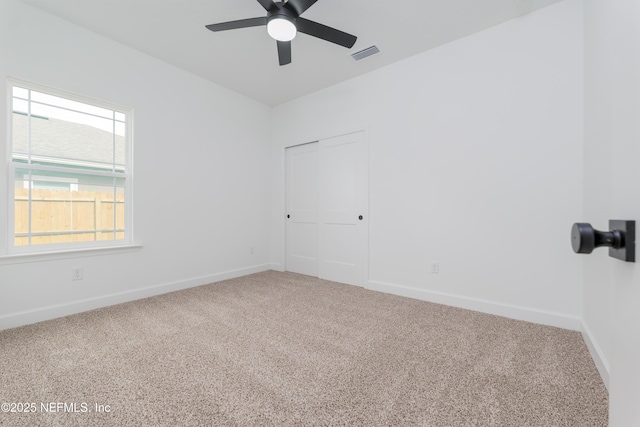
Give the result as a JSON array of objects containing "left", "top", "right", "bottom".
[
  {"left": 269, "top": 262, "right": 284, "bottom": 272},
  {"left": 366, "top": 280, "right": 582, "bottom": 331},
  {"left": 0, "top": 263, "right": 271, "bottom": 331},
  {"left": 581, "top": 321, "right": 610, "bottom": 390}
]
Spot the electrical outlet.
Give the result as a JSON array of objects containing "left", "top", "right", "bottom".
[
  {"left": 72, "top": 267, "right": 83, "bottom": 281},
  {"left": 431, "top": 262, "right": 439, "bottom": 274}
]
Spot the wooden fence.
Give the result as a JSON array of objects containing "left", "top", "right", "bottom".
[{"left": 14, "top": 188, "right": 125, "bottom": 246}]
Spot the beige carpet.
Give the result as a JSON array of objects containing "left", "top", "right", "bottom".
[{"left": 0, "top": 271, "right": 607, "bottom": 426}]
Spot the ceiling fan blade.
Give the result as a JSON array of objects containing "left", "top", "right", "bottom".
[
  {"left": 284, "top": 0, "right": 317, "bottom": 16},
  {"left": 296, "top": 18, "right": 357, "bottom": 48},
  {"left": 277, "top": 41, "right": 292, "bottom": 65},
  {"left": 257, "top": 0, "right": 278, "bottom": 12},
  {"left": 206, "top": 17, "right": 266, "bottom": 32}
]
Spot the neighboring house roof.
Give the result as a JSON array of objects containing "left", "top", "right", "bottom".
[{"left": 12, "top": 113, "right": 125, "bottom": 169}]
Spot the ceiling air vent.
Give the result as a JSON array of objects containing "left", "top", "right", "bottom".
[{"left": 351, "top": 45, "right": 380, "bottom": 61}]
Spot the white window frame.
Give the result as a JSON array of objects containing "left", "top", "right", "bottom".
[{"left": 5, "top": 78, "right": 134, "bottom": 255}]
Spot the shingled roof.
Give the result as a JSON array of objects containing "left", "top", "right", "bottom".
[{"left": 12, "top": 113, "right": 125, "bottom": 169}]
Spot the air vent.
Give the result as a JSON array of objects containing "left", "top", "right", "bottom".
[{"left": 351, "top": 45, "right": 380, "bottom": 61}]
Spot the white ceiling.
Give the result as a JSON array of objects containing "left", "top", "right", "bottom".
[{"left": 18, "top": 0, "right": 564, "bottom": 106}]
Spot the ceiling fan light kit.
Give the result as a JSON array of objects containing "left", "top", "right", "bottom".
[
  {"left": 267, "top": 12, "right": 297, "bottom": 41},
  {"left": 206, "top": 0, "right": 357, "bottom": 65}
]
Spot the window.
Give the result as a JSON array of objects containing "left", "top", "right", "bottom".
[{"left": 8, "top": 80, "right": 132, "bottom": 252}]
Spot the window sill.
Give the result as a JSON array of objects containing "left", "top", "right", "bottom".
[{"left": 0, "top": 244, "right": 143, "bottom": 265}]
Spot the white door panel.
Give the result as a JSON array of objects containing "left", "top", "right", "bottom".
[
  {"left": 319, "top": 132, "right": 367, "bottom": 286},
  {"left": 286, "top": 143, "right": 318, "bottom": 277},
  {"left": 323, "top": 210, "right": 357, "bottom": 225}
]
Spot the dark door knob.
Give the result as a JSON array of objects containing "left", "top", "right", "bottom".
[
  {"left": 571, "top": 220, "right": 635, "bottom": 262},
  {"left": 571, "top": 223, "right": 622, "bottom": 254},
  {"left": 287, "top": 214, "right": 290, "bottom": 218},
  {"left": 358, "top": 215, "right": 363, "bottom": 220}
]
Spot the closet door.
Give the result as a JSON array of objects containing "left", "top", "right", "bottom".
[
  {"left": 285, "top": 131, "right": 367, "bottom": 286},
  {"left": 318, "top": 131, "right": 367, "bottom": 286},
  {"left": 285, "top": 142, "right": 319, "bottom": 276}
]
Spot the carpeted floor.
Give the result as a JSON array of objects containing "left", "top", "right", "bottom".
[{"left": 0, "top": 271, "right": 607, "bottom": 426}]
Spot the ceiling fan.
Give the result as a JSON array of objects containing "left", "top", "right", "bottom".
[{"left": 205, "top": 0, "right": 357, "bottom": 66}]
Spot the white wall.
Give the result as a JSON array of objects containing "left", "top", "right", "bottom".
[
  {"left": 584, "top": 0, "right": 640, "bottom": 424},
  {"left": 271, "top": 0, "right": 584, "bottom": 329},
  {"left": 0, "top": 0, "right": 272, "bottom": 329}
]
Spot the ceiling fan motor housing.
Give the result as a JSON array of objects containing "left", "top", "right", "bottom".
[
  {"left": 268, "top": 5, "right": 297, "bottom": 24},
  {"left": 267, "top": 3, "right": 297, "bottom": 41}
]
